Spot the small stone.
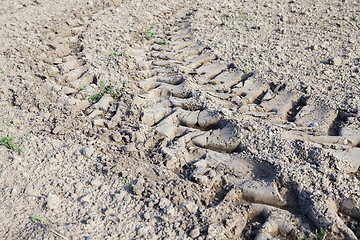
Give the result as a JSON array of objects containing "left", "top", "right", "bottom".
[
  {"left": 143, "top": 212, "right": 151, "bottom": 220},
  {"left": 132, "top": 178, "right": 145, "bottom": 195},
  {"left": 125, "top": 143, "right": 137, "bottom": 152},
  {"left": 159, "top": 198, "right": 171, "bottom": 210},
  {"left": 317, "top": 165, "right": 327, "bottom": 173},
  {"left": 81, "top": 146, "right": 95, "bottom": 158},
  {"left": 164, "top": 206, "right": 176, "bottom": 216},
  {"left": 90, "top": 178, "right": 102, "bottom": 188},
  {"left": 310, "top": 122, "right": 319, "bottom": 127},
  {"left": 329, "top": 56, "right": 342, "bottom": 66},
  {"left": 93, "top": 119, "right": 105, "bottom": 127},
  {"left": 179, "top": 201, "right": 198, "bottom": 214},
  {"left": 111, "top": 132, "right": 122, "bottom": 142},
  {"left": 189, "top": 227, "right": 200, "bottom": 238},
  {"left": 52, "top": 125, "right": 63, "bottom": 134},
  {"left": 280, "top": 15, "right": 289, "bottom": 22},
  {"left": 194, "top": 175, "right": 209, "bottom": 186},
  {"left": 46, "top": 193, "right": 61, "bottom": 210}
]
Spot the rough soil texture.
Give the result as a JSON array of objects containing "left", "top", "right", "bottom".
[{"left": 0, "top": 0, "right": 359, "bottom": 239}]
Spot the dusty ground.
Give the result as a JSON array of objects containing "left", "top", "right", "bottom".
[{"left": 0, "top": 0, "right": 359, "bottom": 239}]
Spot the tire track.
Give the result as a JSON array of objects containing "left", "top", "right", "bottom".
[{"left": 128, "top": 9, "right": 360, "bottom": 239}]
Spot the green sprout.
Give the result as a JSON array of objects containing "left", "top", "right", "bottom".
[
  {"left": 297, "top": 227, "right": 326, "bottom": 240},
  {"left": 109, "top": 50, "right": 121, "bottom": 57},
  {"left": 145, "top": 23, "right": 156, "bottom": 40},
  {"left": 32, "top": 216, "right": 46, "bottom": 223},
  {"left": 157, "top": 40, "right": 166, "bottom": 45},
  {"left": 219, "top": 13, "right": 231, "bottom": 26},
  {"left": 86, "top": 80, "right": 130, "bottom": 103},
  {"left": 0, "top": 119, "right": 15, "bottom": 150},
  {"left": 48, "top": 73, "right": 57, "bottom": 77},
  {"left": 240, "top": 10, "right": 245, "bottom": 19},
  {"left": 1, "top": 70, "right": 5, "bottom": 74},
  {"left": 249, "top": 16, "right": 253, "bottom": 22},
  {"left": 0, "top": 118, "right": 31, "bottom": 155},
  {"left": 18, "top": 132, "right": 31, "bottom": 155},
  {"left": 121, "top": 178, "right": 130, "bottom": 185}
]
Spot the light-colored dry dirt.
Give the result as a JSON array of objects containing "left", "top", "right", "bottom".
[{"left": 0, "top": 0, "right": 359, "bottom": 239}]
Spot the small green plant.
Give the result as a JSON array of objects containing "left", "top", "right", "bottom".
[
  {"left": 315, "top": 228, "right": 326, "bottom": 240},
  {"left": 239, "top": 10, "right": 245, "bottom": 19},
  {"left": 121, "top": 177, "right": 130, "bottom": 185},
  {"left": 1, "top": 70, "right": 5, "bottom": 74},
  {"left": 0, "top": 118, "right": 31, "bottom": 155},
  {"left": 157, "top": 40, "right": 166, "bottom": 45},
  {"left": 86, "top": 80, "right": 130, "bottom": 103},
  {"left": 249, "top": 16, "right": 253, "bottom": 22},
  {"left": 18, "top": 132, "right": 31, "bottom": 155},
  {"left": 0, "top": 120, "right": 15, "bottom": 150},
  {"left": 48, "top": 73, "right": 57, "bottom": 77},
  {"left": 109, "top": 50, "right": 121, "bottom": 57},
  {"left": 321, "top": 24, "right": 329, "bottom": 31},
  {"left": 145, "top": 22, "right": 156, "bottom": 40},
  {"left": 297, "top": 227, "right": 326, "bottom": 240},
  {"left": 264, "top": 49, "right": 270, "bottom": 52},
  {"left": 32, "top": 216, "right": 46, "bottom": 223},
  {"left": 219, "top": 13, "right": 231, "bottom": 26}
]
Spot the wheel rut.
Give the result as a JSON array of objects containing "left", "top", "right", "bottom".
[{"left": 126, "top": 9, "right": 360, "bottom": 240}]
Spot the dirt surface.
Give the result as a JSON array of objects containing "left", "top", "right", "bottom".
[{"left": 0, "top": 0, "right": 359, "bottom": 239}]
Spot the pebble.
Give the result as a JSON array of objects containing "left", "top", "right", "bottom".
[
  {"left": 189, "top": 227, "right": 200, "bottom": 238},
  {"left": 143, "top": 212, "right": 151, "bottom": 220},
  {"left": 317, "top": 165, "right": 327, "bottom": 173},
  {"left": 81, "top": 146, "right": 95, "bottom": 158},
  {"left": 52, "top": 125, "right": 63, "bottom": 134},
  {"left": 280, "top": 15, "right": 289, "bottom": 22},
  {"left": 111, "top": 131, "right": 122, "bottom": 142},
  {"left": 179, "top": 201, "right": 198, "bottom": 214},
  {"left": 46, "top": 193, "right": 61, "bottom": 210},
  {"left": 330, "top": 56, "right": 342, "bottom": 66},
  {"left": 132, "top": 178, "right": 146, "bottom": 195},
  {"left": 90, "top": 178, "right": 102, "bottom": 188},
  {"left": 93, "top": 119, "right": 105, "bottom": 127},
  {"left": 167, "top": 206, "right": 177, "bottom": 216}
]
